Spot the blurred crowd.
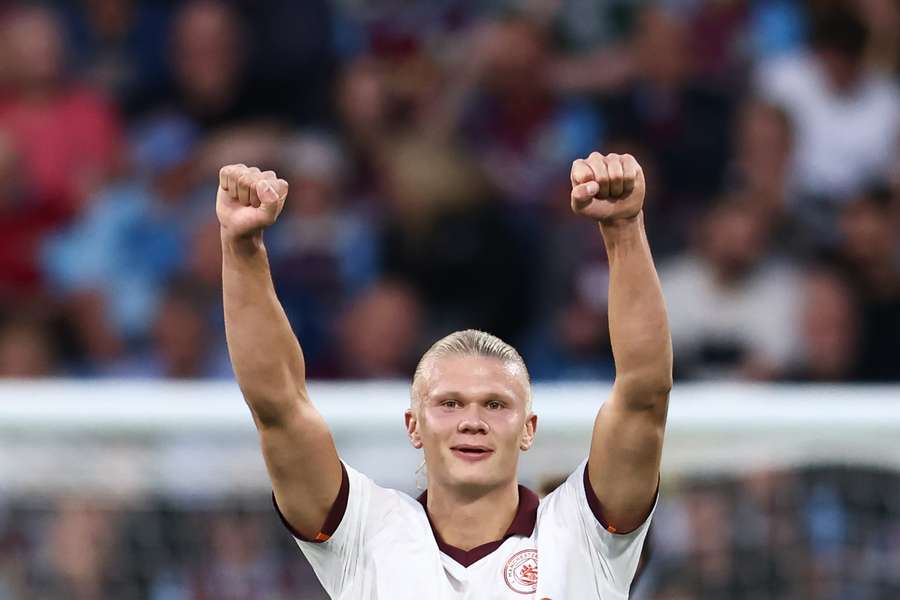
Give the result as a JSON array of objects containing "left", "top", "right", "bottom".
[
  {"left": 0, "top": 0, "right": 898, "bottom": 382},
  {"left": 1, "top": 466, "right": 897, "bottom": 600},
  {"left": 639, "top": 467, "right": 900, "bottom": 599}
]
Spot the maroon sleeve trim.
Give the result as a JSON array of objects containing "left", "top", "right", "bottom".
[
  {"left": 582, "top": 460, "right": 616, "bottom": 532},
  {"left": 583, "top": 461, "right": 657, "bottom": 535},
  {"left": 272, "top": 462, "right": 350, "bottom": 543}
]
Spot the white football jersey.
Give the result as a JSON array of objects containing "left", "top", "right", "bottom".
[{"left": 276, "top": 459, "right": 654, "bottom": 599}]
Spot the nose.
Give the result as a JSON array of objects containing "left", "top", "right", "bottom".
[{"left": 457, "top": 405, "right": 489, "bottom": 435}]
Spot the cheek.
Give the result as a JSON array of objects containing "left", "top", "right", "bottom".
[
  {"left": 488, "top": 412, "right": 526, "bottom": 441},
  {"left": 419, "top": 411, "right": 455, "bottom": 442}
]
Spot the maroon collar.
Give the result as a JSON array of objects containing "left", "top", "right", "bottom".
[{"left": 416, "top": 485, "right": 540, "bottom": 567}]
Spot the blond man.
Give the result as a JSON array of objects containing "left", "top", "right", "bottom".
[{"left": 218, "top": 151, "right": 671, "bottom": 598}]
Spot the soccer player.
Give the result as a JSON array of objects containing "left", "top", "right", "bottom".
[{"left": 218, "top": 151, "right": 671, "bottom": 598}]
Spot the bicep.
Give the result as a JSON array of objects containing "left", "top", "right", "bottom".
[
  {"left": 588, "top": 382, "right": 667, "bottom": 533},
  {"left": 257, "top": 401, "right": 343, "bottom": 540}
]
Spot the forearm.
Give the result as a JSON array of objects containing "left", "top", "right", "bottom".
[
  {"left": 600, "top": 212, "right": 673, "bottom": 401},
  {"left": 222, "top": 234, "right": 308, "bottom": 425}
]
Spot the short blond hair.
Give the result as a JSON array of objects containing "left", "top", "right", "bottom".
[{"left": 411, "top": 329, "right": 532, "bottom": 411}]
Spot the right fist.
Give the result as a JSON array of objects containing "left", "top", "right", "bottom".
[{"left": 217, "top": 164, "right": 288, "bottom": 242}]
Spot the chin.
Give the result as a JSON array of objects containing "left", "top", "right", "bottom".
[{"left": 447, "top": 463, "right": 503, "bottom": 491}]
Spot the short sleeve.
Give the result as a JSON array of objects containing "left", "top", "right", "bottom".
[
  {"left": 540, "top": 459, "right": 656, "bottom": 595},
  {"left": 273, "top": 462, "right": 393, "bottom": 598}
]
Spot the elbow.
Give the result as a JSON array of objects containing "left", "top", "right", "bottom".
[
  {"left": 615, "top": 341, "right": 674, "bottom": 401},
  {"left": 614, "top": 368, "right": 672, "bottom": 411},
  {"left": 241, "top": 385, "right": 309, "bottom": 430}
]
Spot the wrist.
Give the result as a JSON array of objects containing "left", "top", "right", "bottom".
[
  {"left": 221, "top": 228, "right": 264, "bottom": 257},
  {"left": 598, "top": 211, "right": 644, "bottom": 236}
]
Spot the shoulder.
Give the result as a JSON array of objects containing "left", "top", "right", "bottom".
[{"left": 342, "top": 464, "right": 427, "bottom": 527}]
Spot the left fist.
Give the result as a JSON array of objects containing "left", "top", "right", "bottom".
[{"left": 570, "top": 152, "right": 645, "bottom": 224}]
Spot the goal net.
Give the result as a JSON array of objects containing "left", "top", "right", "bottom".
[{"left": 0, "top": 381, "right": 898, "bottom": 599}]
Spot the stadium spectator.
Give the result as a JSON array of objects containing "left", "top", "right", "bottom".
[
  {"left": 524, "top": 296, "right": 616, "bottom": 382},
  {"left": 378, "top": 137, "right": 534, "bottom": 345},
  {"left": 600, "top": 6, "right": 735, "bottom": 253},
  {"left": 33, "top": 498, "right": 123, "bottom": 599},
  {"left": 268, "top": 133, "right": 379, "bottom": 374},
  {"left": 454, "top": 18, "right": 600, "bottom": 208},
  {"left": 726, "top": 99, "right": 811, "bottom": 254},
  {"left": 523, "top": 202, "right": 616, "bottom": 381},
  {"left": 192, "top": 511, "right": 284, "bottom": 600},
  {"left": 0, "top": 132, "right": 68, "bottom": 301},
  {"left": 0, "top": 0, "right": 890, "bottom": 391},
  {"left": 0, "top": 4, "right": 124, "bottom": 217},
  {"left": 332, "top": 280, "right": 423, "bottom": 379},
  {"left": 108, "top": 276, "right": 229, "bottom": 379},
  {"left": 728, "top": 100, "right": 793, "bottom": 217},
  {"left": 756, "top": 4, "right": 900, "bottom": 242},
  {"left": 132, "top": 0, "right": 259, "bottom": 131},
  {"left": 660, "top": 194, "right": 802, "bottom": 380},
  {"left": 42, "top": 114, "right": 206, "bottom": 369},
  {"left": 787, "top": 269, "right": 862, "bottom": 382},
  {"left": 57, "top": 0, "right": 172, "bottom": 113},
  {"left": 834, "top": 187, "right": 900, "bottom": 381}
]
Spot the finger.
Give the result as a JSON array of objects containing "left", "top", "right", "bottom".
[
  {"left": 228, "top": 163, "right": 246, "bottom": 202},
  {"left": 570, "top": 159, "right": 594, "bottom": 186},
  {"left": 260, "top": 170, "right": 277, "bottom": 181},
  {"left": 621, "top": 153, "right": 637, "bottom": 196},
  {"left": 585, "top": 152, "right": 610, "bottom": 198},
  {"left": 248, "top": 175, "right": 261, "bottom": 208},
  {"left": 571, "top": 181, "right": 600, "bottom": 210},
  {"left": 248, "top": 168, "right": 264, "bottom": 208},
  {"left": 606, "top": 154, "right": 624, "bottom": 198},
  {"left": 256, "top": 179, "right": 280, "bottom": 207},
  {"left": 219, "top": 165, "right": 231, "bottom": 191},
  {"left": 237, "top": 172, "right": 256, "bottom": 206},
  {"left": 272, "top": 178, "right": 289, "bottom": 201},
  {"left": 257, "top": 178, "right": 288, "bottom": 216}
]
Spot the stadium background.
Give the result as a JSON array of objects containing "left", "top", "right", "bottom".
[{"left": 0, "top": 0, "right": 898, "bottom": 598}]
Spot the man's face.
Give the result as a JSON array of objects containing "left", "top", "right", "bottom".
[{"left": 406, "top": 355, "right": 536, "bottom": 496}]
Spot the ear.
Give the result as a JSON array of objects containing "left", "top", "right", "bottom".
[
  {"left": 519, "top": 413, "right": 538, "bottom": 451},
  {"left": 405, "top": 409, "right": 423, "bottom": 449}
]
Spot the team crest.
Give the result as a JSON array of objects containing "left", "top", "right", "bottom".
[{"left": 503, "top": 548, "right": 538, "bottom": 594}]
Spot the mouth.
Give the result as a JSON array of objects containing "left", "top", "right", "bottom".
[{"left": 450, "top": 445, "right": 494, "bottom": 462}]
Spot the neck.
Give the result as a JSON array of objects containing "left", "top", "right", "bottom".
[{"left": 426, "top": 478, "right": 520, "bottom": 551}]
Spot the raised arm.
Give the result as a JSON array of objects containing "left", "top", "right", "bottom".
[
  {"left": 569, "top": 153, "right": 672, "bottom": 533},
  {"left": 218, "top": 164, "right": 343, "bottom": 539}
]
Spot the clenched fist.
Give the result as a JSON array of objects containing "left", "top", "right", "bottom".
[
  {"left": 570, "top": 152, "right": 645, "bottom": 224},
  {"left": 217, "top": 164, "right": 289, "bottom": 242}
]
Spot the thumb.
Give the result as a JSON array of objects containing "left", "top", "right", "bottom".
[{"left": 256, "top": 179, "right": 287, "bottom": 208}]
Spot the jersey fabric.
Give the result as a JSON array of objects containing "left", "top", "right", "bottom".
[{"left": 275, "top": 459, "right": 654, "bottom": 599}]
